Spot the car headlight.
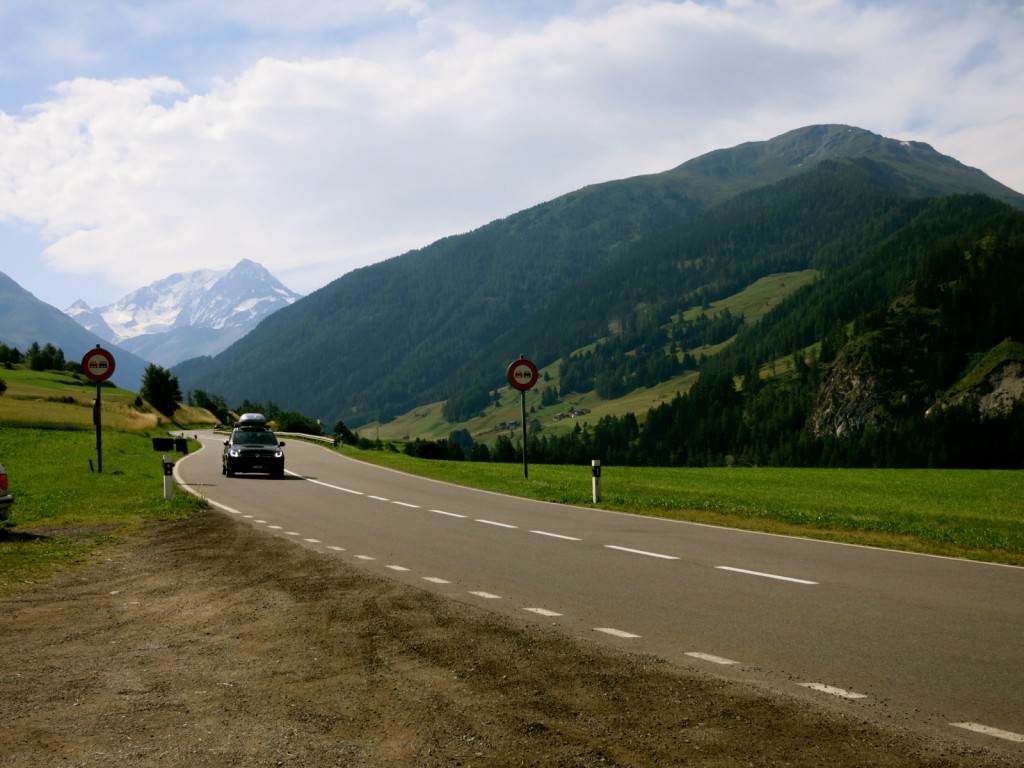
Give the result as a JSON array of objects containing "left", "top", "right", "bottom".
[
  {"left": 228, "top": 448, "right": 241, "bottom": 457},
  {"left": 274, "top": 450, "right": 284, "bottom": 458}
]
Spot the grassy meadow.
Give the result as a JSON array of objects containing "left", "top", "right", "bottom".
[{"left": 0, "top": 365, "right": 211, "bottom": 594}]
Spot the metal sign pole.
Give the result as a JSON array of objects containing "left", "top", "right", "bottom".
[
  {"left": 95, "top": 382, "right": 103, "bottom": 473},
  {"left": 521, "top": 389, "right": 528, "bottom": 479}
]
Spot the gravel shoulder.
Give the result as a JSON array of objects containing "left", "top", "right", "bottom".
[{"left": 1, "top": 509, "right": 1016, "bottom": 767}]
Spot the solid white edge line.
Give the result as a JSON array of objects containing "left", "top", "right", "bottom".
[
  {"left": 800, "top": 682, "right": 867, "bottom": 700},
  {"left": 717, "top": 566, "right": 818, "bottom": 585},
  {"left": 605, "top": 545, "right": 679, "bottom": 560},
  {"left": 950, "top": 722, "right": 1024, "bottom": 742}
]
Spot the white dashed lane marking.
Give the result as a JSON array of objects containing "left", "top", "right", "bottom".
[
  {"left": 430, "top": 509, "right": 466, "bottom": 518},
  {"left": 469, "top": 591, "right": 502, "bottom": 599},
  {"left": 595, "top": 627, "right": 641, "bottom": 639},
  {"left": 800, "top": 683, "right": 867, "bottom": 700},
  {"left": 525, "top": 608, "right": 562, "bottom": 617},
  {"left": 716, "top": 566, "right": 818, "bottom": 585},
  {"left": 530, "top": 530, "right": 581, "bottom": 541},
  {"left": 951, "top": 722, "right": 1024, "bottom": 743},
  {"left": 476, "top": 519, "right": 518, "bottom": 529},
  {"left": 605, "top": 545, "right": 679, "bottom": 561},
  {"left": 686, "top": 652, "right": 740, "bottom": 666}
]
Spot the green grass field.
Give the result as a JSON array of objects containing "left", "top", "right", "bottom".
[{"left": 0, "top": 426, "right": 205, "bottom": 594}]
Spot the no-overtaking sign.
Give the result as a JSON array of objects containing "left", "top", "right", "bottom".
[
  {"left": 82, "top": 347, "right": 116, "bottom": 383},
  {"left": 507, "top": 357, "right": 538, "bottom": 391}
]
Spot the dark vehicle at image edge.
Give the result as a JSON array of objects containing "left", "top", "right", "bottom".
[
  {"left": 222, "top": 413, "right": 286, "bottom": 478},
  {"left": 0, "top": 461, "right": 12, "bottom": 522}
]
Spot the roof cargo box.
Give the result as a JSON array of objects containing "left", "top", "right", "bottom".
[{"left": 235, "top": 413, "right": 268, "bottom": 428}]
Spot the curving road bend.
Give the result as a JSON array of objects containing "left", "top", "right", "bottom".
[{"left": 175, "top": 432, "right": 1024, "bottom": 754}]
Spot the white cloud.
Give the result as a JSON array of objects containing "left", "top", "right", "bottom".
[{"left": 0, "top": 0, "right": 1022, "bottom": 308}]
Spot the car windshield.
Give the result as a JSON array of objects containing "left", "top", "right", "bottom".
[{"left": 233, "top": 431, "right": 278, "bottom": 446}]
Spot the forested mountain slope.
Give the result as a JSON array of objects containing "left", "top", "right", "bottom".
[
  {"left": 545, "top": 195, "right": 1024, "bottom": 468},
  {"left": 174, "top": 125, "right": 1024, "bottom": 431}
]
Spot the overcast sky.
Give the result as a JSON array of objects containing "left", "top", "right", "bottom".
[{"left": 1, "top": 0, "right": 1022, "bottom": 311}]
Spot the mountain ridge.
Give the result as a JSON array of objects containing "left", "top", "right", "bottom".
[{"left": 174, "top": 124, "right": 1024, "bottom": 429}]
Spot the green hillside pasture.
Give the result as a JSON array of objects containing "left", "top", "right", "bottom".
[
  {"left": 340, "top": 448, "right": 1024, "bottom": 566},
  {"left": 681, "top": 269, "right": 819, "bottom": 324},
  {"left": 0, "top": 427, "right": 204, "bottom": 595},
  {"left": 365, "top": 271, "right": 818, "bottom": 443},
  {"left": 0, "top": 366, "right": 159, "bottom": 431}
]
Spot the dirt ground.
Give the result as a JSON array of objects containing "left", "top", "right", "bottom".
[{"left": 1, "top": 509, "right": 1017, "bottom": 767}]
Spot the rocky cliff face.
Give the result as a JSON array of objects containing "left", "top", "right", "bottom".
[
  {"left": 941, "top": 358, "right": 1024, "bottom": 417},
  {"left": 812, "top": 332, "right": 1024, "bottom": 439}
]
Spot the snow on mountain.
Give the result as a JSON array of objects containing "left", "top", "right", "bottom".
[{"left": 65, "top": 259, "right": 302, "bottom": 366}]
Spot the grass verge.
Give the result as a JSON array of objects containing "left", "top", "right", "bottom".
[{"left": 0, "top": 427, "right": 206, "bottom": 595}]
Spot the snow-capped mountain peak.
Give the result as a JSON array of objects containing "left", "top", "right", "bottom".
[{"left": 65, "top": 259, "right": 302, "bottom": 366}]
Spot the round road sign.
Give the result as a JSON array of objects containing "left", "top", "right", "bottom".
[
  {"left": 82, "top": 347, "right": 116, "bottom": 383},
  {"left": 507, "top": 357, "right": 539, "bottom": 391}
]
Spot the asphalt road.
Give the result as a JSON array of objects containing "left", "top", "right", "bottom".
[{"left": 176, "top": 432, "right": 1024, "bottom": 753}]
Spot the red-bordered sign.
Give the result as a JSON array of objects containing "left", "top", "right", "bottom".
[
  {"left": 507, "top": 357, "right": 539, "bottom": 391},
  {"left": 81, "top": 347, "right": 116, "bottom": 383}
]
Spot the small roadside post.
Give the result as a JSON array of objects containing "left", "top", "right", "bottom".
[
  {"left": 592, "top": 459, "right": 601, "bottom": 503},
  {"left": 506, "top": 355, "right": 539, "bottom": 479},
  {"left": 81, "top": 345, "right": 116, "bottom": 473},
  {"left": 151, "top": 437, "right": 189, "bottom": 499}
]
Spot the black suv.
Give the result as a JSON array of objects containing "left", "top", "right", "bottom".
[{"left": 222, "top": 414, "right": 286, "bottom": 478}]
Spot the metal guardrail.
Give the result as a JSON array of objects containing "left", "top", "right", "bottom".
[
  {"left": 275, "top": 431, "right": 337, "bottom": 445},
  {"left": 211, "top": 427, "right": 337, "bottom": 445}
]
